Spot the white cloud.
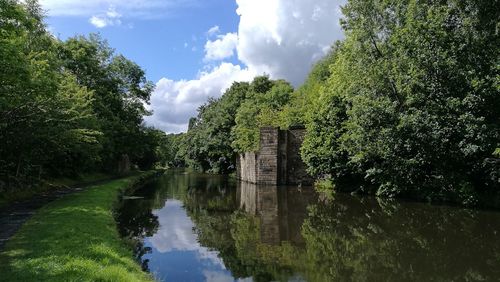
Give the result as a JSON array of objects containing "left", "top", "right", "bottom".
[
  {"left": 207, "top": 25, "right": 221, "bottom": 37},
  {"left": 145, "top": 63, "right": 256, "bottom": 132},
  {"left": 235, "top": 0, "right": 345, "bottom": 85},
  {"left": 203, "top": 271, "right": 234, "bottom": 282},
  {"left": 40, "top": 0, "right": 196, "bottom": 18},
  {"left": 148, "top": 200, "right": 198, "bottom": 253},
  {"left": 204, "top": 33, "right": 238, "bottom": 62},
  {"left": 89, "top": 16, "right": 108, "bottom": 28},
  {"left": 106, "top": 7, "right": 121, "bottom": 18},
  {"left": 41, "top": 0, "right": 345, "bottom": 132},
  {"left": 148, "top": 0, "right": 345, "bottom": 133},
  {"left": 147, "top": 200, "right": 228, "bottom": 269},
  {"left": 89, "top": 6, "right": 122, "bottom": 28}
]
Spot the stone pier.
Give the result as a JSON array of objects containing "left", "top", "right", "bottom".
[{"left": 236, "top": 126, "right": 313, "bottom": 186}]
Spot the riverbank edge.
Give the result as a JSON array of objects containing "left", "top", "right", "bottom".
[
  {"left": 313, "top": 177, "right": 500, "bottom": 211},
  {"left": 0, "top": 173, "right": 133, "bottom": 210},
  {"left": 0, "top": 170, "right": 162, "bottom": 282}
]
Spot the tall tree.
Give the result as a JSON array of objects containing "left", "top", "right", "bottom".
[
  {"left": 0, "top": 0, "right": 160, "bottom": 192},
  {"left": 302, "top": 0, "right": 500, "bottom": 205},
  {"left": 59, "top": 34, "right": 155, "bottom": 171},
  {"left": 185, "top": 82, "right": 250, "bottom": 172},
  {"left": 0, "top": 0, "right": 101, "bottom": 187}
]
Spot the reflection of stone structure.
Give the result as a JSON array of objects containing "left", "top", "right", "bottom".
[
  {"left": 237, "top": 181, "right": 317, "bottom": 245},
  {"left": 236, "top": 127, "right": 313, "bottom": 185},
  {"left": 118, "top": 154, "right": 131, "bottom": 174}
]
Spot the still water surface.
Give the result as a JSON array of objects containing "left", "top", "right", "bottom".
[{"left": 116, "top": 169, "right": 500, "bottom": 282}]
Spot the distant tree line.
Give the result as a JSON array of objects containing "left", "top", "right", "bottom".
[
  {"left": 165, "top": 0, "right": 499, "bottom": 206},
  {"left": 169, "top": 77, "right": 294, "bottom": 173},
  {"left": 0, "top": 0, "right": 166, "bottom": 191}
]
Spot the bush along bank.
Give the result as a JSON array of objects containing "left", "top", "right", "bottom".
[{"left": 0, "top": 170, "right": 162, "bottom": 282}]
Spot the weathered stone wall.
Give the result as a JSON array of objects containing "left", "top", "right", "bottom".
[
  {"left": 237, "top": 127, "right": 313, "bottom": 186},
  {"left": 117, "top": 154, "right": 131, "bottom": 174},
  {"left": 278, "top": 130, "right": 288, "bottom": 185},
  {"left": 237, "top": 152, "right": 257, "bottom": 184},
  {"left": 257, "top": 127, "right": 279, "bottom": 185}
]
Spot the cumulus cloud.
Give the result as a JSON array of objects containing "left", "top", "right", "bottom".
[
  {"left": 145, "top": 63, "right": 256, "bottom": 132},
  {"left": 148, "top": 200, "right": 198, "bottom": 253},
  {"left": 204, "top": 33, "right": 238, "bottom": 62},
  {"left": 89, "top": 6, "right": 122, "bottom": 28},
  {"left": 89, "top": 17, "right": 107, "bottom": 28},
  {"left": 147, "top": 200, "right": 227, "bottom": 269},
  {"left": 41, "top": 0, "right": 346, "bottom": 132},
  {"left": 235, "top": 0, "right": 345, "bottom": 85},
  {"left": 148, "top": 0, "right": 345, "bottom": 132},
  {"left": 203, "top": 271, "right": 234, "bottom": 282}
]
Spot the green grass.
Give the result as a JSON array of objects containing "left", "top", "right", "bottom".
[{"left": 0, "top": 173, "right": 156, "bottom": 282}]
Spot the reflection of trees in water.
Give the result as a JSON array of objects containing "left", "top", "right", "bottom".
[
  {"left": 189, "top": 182, "right": 318, "bottom": 281},
  {"left": 229, "top": 211, "right": 303, "bottom": 281},
  {"left": 116, "top": 197, "right": 159, "bottom": 239},
  {"left": 134, "top": 241, "right": 153, "bottom": 271},
  {"left": 115, "top": 170, "right": 196, "bottom": 272},
  {"left": 117, "top": 170, "right": 240, "bottom": 274},
  {"left": 115, "top": 196, "right": 159, "bottom": 273},
  {"left": 302, "top": 195, "right": 500, "bottom": 281},
  {"left": 118, "top": 171, "right": 500, "bottom": 282},
  {"left": 184, "top": 177, "right": 238, "bottom": 213},
  {"left": 183, "top": 175, "right": 239, "bottom": 271},
  {"left": 195, "top": 187, "right": 500, "bottom": 282}
]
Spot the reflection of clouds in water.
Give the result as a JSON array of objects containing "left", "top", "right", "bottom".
[
  {"left": 203, "top": 270, "right": 234, "bottom": 282},
  {"left": 196, "top": 248, "right": 226, "bottom": 269},
  {"left": 203, "top": 271, "right": 253, "bottom": 282},
  {"left": 148, "top": 199, "right": 227, "bottom": 269},
  {"left": 149, "top": 200, "right": 197, "bottom": 253}
]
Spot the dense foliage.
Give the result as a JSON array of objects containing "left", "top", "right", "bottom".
[
  {"left": 0, "top": 0, "right": 164, "bottom": 191},
  {"left": 279, "top": 46, "right": 338, "bottom": 128},
  {"left": 173, "top": 77, "right": 294, "bottom": 173},
  {"left": 165, "top": 0, "right": 500, "bottom": 206},
  {"left": 301, "top": 0, "right": 500, "bottom": 205},
  {"left": 155, "top": 133, "right": 187, "bottom": 168},
  {"left": 231, "top": 77, "right": 294, "bottom": 153},
  {"left": 182, "top": 82, "right": 250, "bottom": 172},
  {"left": 2, "top": 0, "right": 498, "bottom": 206}
]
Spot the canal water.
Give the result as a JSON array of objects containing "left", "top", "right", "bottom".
[{"left": 116, "top": 169, "right": 500, "bottom": 282}]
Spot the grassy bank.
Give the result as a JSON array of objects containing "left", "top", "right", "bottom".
[
  {"left": 0, "top": 173, "right": 117, "bottom": 209},
  {"left": 0, "top": 172, "right": 158, "bottom": 282}
]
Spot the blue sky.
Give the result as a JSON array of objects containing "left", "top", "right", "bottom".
[
  {"left": 40, "top": 0, "right": 346, "bottom": 133},
  {"left": 45, "top": 0, "right": 240, "bottom": 82}
]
